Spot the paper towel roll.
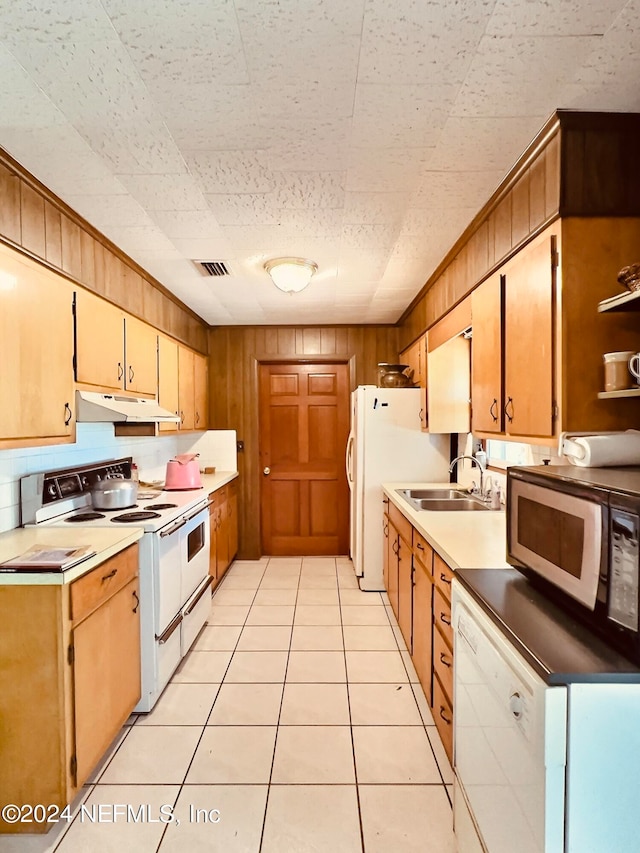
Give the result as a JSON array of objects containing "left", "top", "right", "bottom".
[{"left": 564, "top": 432, "right": 640, "bottom": 467}]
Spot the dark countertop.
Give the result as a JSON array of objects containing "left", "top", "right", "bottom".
[{"left": 455, "top": 568, "right": 640, "bottom": 685}]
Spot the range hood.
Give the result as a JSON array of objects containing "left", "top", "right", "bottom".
[{"left": 76, "top": 391, "right": 181, "bottom": 423}]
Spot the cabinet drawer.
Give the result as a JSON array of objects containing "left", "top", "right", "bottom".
[
  {"left": 433, "top": 586, "right": 453, "bottom": 649},
  {"left": 432, "top": 673, "right": 453, "bottom": 766},
  {"left": 70, "top": 545, "right": 138, "bottom": 623},
  {"left": 213, "top": 485, "right": 228, "bottom": 504},
  {"left": 228, "top": 480, "right": 238, "bottom": 498},
  {"left": 412, "top": 529, "right": 433, "bottom": 572},
  {"left": 433, "top": 553, "right": 454, "bottom": 601},
  {"left": 389, "top": 501, "right": 412, "bottom": 547},
  {"left": 433, "top": 626, "right": 453, "bottom": 704}
]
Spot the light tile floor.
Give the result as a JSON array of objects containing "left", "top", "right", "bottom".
[{"left": 7, "top": 557, "right": 456, "bottom": 853}]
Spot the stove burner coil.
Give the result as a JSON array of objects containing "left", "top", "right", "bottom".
[
  {"left": 110, "top": 511, "right": 161, "bottom": 523},
  {"left": 65, "top": 512, "right": 106, "bottom": 522},
  {"left": 145, "top": 503, "right": 178, "bottom": 511}
]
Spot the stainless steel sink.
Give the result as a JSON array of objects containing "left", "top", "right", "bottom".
[
  {"left": 396, "top": 488, "right": 470, "bottom": 501},
  {"left": 395, "top": 489, "right": 490, "bottom": 511}
]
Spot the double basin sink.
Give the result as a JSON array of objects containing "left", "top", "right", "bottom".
[{"left": 396, "top": 488, "right": 490, "bottom": 512}]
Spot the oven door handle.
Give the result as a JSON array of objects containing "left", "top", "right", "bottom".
[
  {"left": 184, "top": 576, "right": 213, "bottom": 615},
  {"left": 184, "top": 503, "right": 211, "bottom": 523},
  {"left": 159, "top": 518, "right": 187, "bottom": 538},
  {"left": 156, "top": 612, "right": 183, "bottom": 644}
]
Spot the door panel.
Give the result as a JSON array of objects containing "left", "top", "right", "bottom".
[{"left": 260, "top": 362, "right": 350, "bottom": 556}]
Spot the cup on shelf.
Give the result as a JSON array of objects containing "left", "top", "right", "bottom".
[
  {"left": 629, "top": 353, "right": 640, "bottom": 386},
  {"left": 603, "top": 352, "right": 635, "bottom": 391}
]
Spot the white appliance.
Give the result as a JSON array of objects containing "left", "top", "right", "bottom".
[
  {"left": 453, "top": 580, "right": 640, "bottom": 853},
  {"left": 21, "top": 457, "right": 212, "bottom": 712},
  {"left": 346, "top": 385, "right": 449, "bottom": 591}
]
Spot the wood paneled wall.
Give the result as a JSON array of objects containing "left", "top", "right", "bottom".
[
  {"left": 208, "top": 325, "right": 399, "bottom": 558},
  {"left": 0, "top": 149, "right": 208, "bottom": 353}
]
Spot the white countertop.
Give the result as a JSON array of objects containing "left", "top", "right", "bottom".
[
  {"left": 201, "top": 470, "right": 238, "bottom": 493},
  {"left": 0, "top": 526, "right": 143, "bottom": 586},
  {"left": 383, "top": 482, "right": 510, "bottom": 571}
]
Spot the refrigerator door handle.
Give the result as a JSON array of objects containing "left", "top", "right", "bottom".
[{"left": 346, "top": 432, "right": 355, "bottom": 484}]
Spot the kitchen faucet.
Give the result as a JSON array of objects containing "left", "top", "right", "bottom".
[{"left": 449, "top": 454, "right": 485, "bottom": 497}]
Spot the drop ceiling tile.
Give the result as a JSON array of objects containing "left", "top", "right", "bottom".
[
  {"left": 205, "top": 194, "right": 279, "bottom": 226},
  {"left": 118, "top": 174, "right": 208, "bottom": 212},
  {"left": 358, "top": 0, "right": 494, "bottom": 85},
  {"left": 400, "top": 207, "right": 477, "bottom": 237},
  {"left": 343, "top": 192, "right": 409, "bottom": 225},
  {"left": 0, "top": 45, "right": 68, "bottom": 128},
  {"left": 341, "top": 224, "right": 401, "bottom": 250},
  {"left": 347, "top": 149, "right": 431, "bottom": 192},
  {"left": 338, "top": 250, "right": 391, "bottom": 280},
  {"left": 252, "top": 79, "right": 355, "bottom": 120},
  {"left": 350, "top": 84, "right": 451, "bottom": 149},
  {"left": 276, "top": 209, "right": 344, "bottom": 237},
  {"left": 426, "top": 116, "right": 546, "bottom": 171},
  {"left": 63, "top": 194, "right": 153, "bottom": 228},
  {"left": 413, "top": 170, "right": 504, "bottom": 208},
  {"left": 168, "top": 236, "right": 233, "bottom": 259},
  {"left": 390, "top": 233, "right": 451, "bottom": 261},
  {"left": 0, "top": 0, "right": 113, "bottom": 45},
  {"left": 272, "top": 172, "right": 346, "bottom": 209},
  {"left": 105, "top": 226, "right": 182, "bottom": 256},
  {"left": 185, "top": 150, "right": 276, "bottom": 193},
  {"left": 486, "top": 0, "right": 629, "bottom": 36},
  {"left": 453, "top": 34, "right": 601, "bottom": 117}
]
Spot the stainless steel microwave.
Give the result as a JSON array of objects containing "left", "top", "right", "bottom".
[{"left": 507, "top": 465, "right": 640, "bottom": 662}]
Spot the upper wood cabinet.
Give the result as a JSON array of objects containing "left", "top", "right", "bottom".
[
  {"left": 503, "top": 231, "right": 556, "bottom": 438},
  {"left": 194, "top": 353, "right": 208, "bottom": 431},
  {"left": 471, "top": 272, "right": 504, "bottom": 434},
  {"left": 158, "top": 335, "right": 180, "bottom": 432},
  {"left": 75, "top": 289, "right": 158, "bottom": 398},
  {"left": 400, "top": 333, "right": 427, "bottom": 429},
  {"left": 178, "top": 346, "right": 196, "bottom": 430},
  {"left": 0, "top": 243, "right": 74, "bottom": 444}
]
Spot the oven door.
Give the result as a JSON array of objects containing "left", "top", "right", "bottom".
[
  {"left": 508, "top": 477, "right": 604, "bottom": 610},
  {"left": 180, "top": 504, "right": 211, "bottom": 603},
  {"left": 154, "top": 516, "right": 184, "bottom": 633}
]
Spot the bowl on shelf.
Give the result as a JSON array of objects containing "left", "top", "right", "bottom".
[
  {"left": 377, "top": 363, "right": 414, "bottom": 388},
  {"left": 617, "top": 263, "right": 640, "bottom": 292}
]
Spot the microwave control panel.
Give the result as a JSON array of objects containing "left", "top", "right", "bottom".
[{"left": 609, "top": 509, "right": 639, "bottom": 631}]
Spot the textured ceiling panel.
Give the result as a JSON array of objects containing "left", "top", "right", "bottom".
[{"left": 0, "top": 0, "right": 638, "bottom": 325}]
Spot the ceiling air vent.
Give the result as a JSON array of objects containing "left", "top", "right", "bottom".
[{"left": 194, "top": 260, "right": 230, "bottom": 277}]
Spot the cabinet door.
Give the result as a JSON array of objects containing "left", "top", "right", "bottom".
[
  {"left": 178, "top": 346, "right": 195, "bottom": 430},
  {"left": 217, "top": 496, "right": 230, "bottom": 578},
  {"left": 397, "top": 533, "right": 413, "bottom": 652},
  {"left": 387, "top": 520, "right": 400, "bottom": 619},
  {"left": 471, "top": 272, "right": 504, "bottom": 433},
  {"left": 75, "top": 288, "right": 124, "bottom": 391},
  {"left": 412, "top": 554, "right": 433, "bottom": 704},
  {"left": 124, "top": 315, "right": 158, "bottom": 397},
  {"left": 427, "top": 334, "right": 471, "bottom": 434},
  {"left": 0, "top": 245, "right": 74, "bottom": 441},
  {"left": 382, "top": 507, "right": 390, "bottom": 593},
  {"left": 228, "top": 482, "right": 239, "bottom": 561},
  {"left": 158, "top": 335, "right": 179, "bottom": 433},
  {"left": 73, "top": 576, "right": 141, "bottom": 785},
  {"left": 194, "top": 353, "right": 208, "bottom": 430},
  {"left": 504, "top": 234, "right": 555, "bottom": 437},
  {"left": 208, "top": 498, "right": 218, "bottom": 580}
]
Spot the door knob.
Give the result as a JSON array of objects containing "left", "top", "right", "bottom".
[{"left": 263, "top": 467, "right": 271, "bottom": 475}]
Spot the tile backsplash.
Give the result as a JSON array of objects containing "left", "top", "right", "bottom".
[{"left": 0, "top": 425, "right": 237, "bottom": 534}]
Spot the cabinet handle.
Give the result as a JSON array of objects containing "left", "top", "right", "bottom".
[
  {"left": 504, "top": 396, "right": 514, "bottom": 423},
  {"left": 490, "top": 398, "right": 498, "bottom": 422},
  {"left": 416, "top": 542, "right": 424, "bottom": 551},
  {"left": 128, "top": 365, "right": 134, "bottom": 383},
  {"left": 101, "top": 568, "right": 117, "bottom": 582},
  {"left": 392, "top": 540, "right": 399, "bottom": 555},
  {"left": 439, "top": 652, "right": 452, "bottom": 668},
  {"left": 439, "top": 705, "right": 452, "bottom": 725},
  {"left": 64, "top": 402, "right": 72, "bottom": 426},
  {"left": 118, "top": 362, "right": 124, "bottom": 381},
  {"left": 439, "top": 572, "right": 451, "bottom": 585},
  {"left": 132, "top": 590, "right": 139, "bottom": 613},
  {"left": 195, "top": 411, "right": 200, "bottom": 425},
  {"left": 180, "top": 410, "right": 185, "bottom": 424},
  {"left": 439, "top": 612, "right": 451, "bottom": 626}
]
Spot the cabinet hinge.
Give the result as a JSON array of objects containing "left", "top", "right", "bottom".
[
  {"left": 67, "top": 644, "right": 74, "bottom": 665},
  {"left": 552, "top": 401, "right": 559, "bottom": 421}
]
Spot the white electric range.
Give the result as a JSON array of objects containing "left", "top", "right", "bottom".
[{"left": 21, "top": 457, "right": 212, "bottom": 711}]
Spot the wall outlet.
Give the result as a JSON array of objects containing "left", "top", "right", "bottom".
[{"left": 237, "top": 440, "right": 244, "bottom": 452}]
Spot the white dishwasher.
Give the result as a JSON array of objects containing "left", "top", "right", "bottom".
[
  {"left": 453, "top": 581, "right": 567, "bottom": 853},
  {"left": 453, "top": 577, "right": 640, "bottom": 853}
]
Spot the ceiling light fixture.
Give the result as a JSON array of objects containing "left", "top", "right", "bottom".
[{"left": 264, "top": 257, "right": 318, "bottom": 294}]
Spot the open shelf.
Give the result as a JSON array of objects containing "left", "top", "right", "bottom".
[
  {"left": 598, "top": 288, "right": 640, "bottom": 312},
  {"left": 597, "top": 388, "right": 640, "bottom": 399}
]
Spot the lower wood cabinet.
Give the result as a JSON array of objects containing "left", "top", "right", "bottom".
[
  {"left": 209, "top": 480, "right": 239, "bottom": 588},
  {"left": 0, "top": 544, "right": 140, "bottom": 834},
  {"left": 381, "top": 498, "right": 456, "bottom": 766}
]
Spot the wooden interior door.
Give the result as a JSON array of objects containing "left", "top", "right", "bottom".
[{"left": 259, "top": 362, "right": 350, "bottom": 556}]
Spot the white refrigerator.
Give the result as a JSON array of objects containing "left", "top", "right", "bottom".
[{"left": 346, "top": 385, "right": 450, "bottom": 591}]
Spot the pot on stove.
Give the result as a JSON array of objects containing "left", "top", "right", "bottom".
[
  {"left": 91, "top": 477, "right": 139, "bottom": 509},
  {"left": 164, "top": 453, "right": 202, "bottom": 490}
]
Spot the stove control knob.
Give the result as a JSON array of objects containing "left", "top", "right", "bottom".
[
  {"left": 509, "top": 691, "right": 524, "bottom": 721},
  {"left": 47, "top": 484, "right": 57, "bottom": 497}
]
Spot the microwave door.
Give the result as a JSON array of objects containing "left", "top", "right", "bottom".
[{"left": 510, "top": 480, "right": 602, "bottom": 610}]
